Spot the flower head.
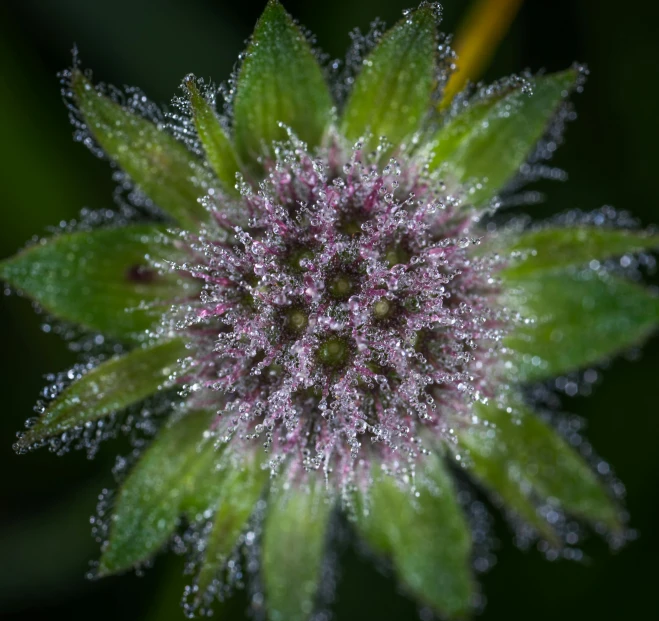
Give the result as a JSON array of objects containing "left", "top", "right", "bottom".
[
  {"left": 169, "top": 136, "right": 509, "bottom": 492},
  {"left": 4, "top": 1, "right": 659, "bottom": 619}
]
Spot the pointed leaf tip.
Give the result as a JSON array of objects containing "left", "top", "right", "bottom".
[
  {"left": 15, "top": 339, "right": 187, "bottom": 451},
  {"left": 506, "top": 271, "right": 659, "bottom": 381},
  {"left": 357, "top": 458, "right": 473, "bottom": 618},
  {"left": 1, "top": 226, "right": 188, "bottom": 340},
  {"left": 340, "top": 5, "right": 439, "bottom": 152},
  {"left": 194, "top": 461, "right": 267, "bottom": 605},
  {"left": 71, "top": 70, "right": 214, "bottom": 229},
  {"left": 185, "top": 78, "right": 242, "bottom": 195},
  {"left": 429, "top": 69, "right": 579, "bottom": 205},
  {"left": 232, "top": 1, "right": 333, "bottom": 169},
  {"left": 500, "top": 226, "right": 659, "bottom": 279},
  {"left": 461, "top": 401, "right": 623, "bottom": 534},
  {"left": 99, "top": 410, "right": 216, "bottom": 575}
]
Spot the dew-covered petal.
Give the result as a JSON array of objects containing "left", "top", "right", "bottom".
[
  {"left": 357, "top": 457, "right": 473, "bottom": 618},
  {"left": 194, "top": 461, "right": 267, "bottom": 604},
  {"left": 428, "top": 69, "right": 577, "bottom": 205},
  {"left": 261, "top": 481, "right": 332, "bottom": 621},
  {"left": 1, "top": 226, "right": 186, "bottom": 341},
  {"left": 99, "top": 410, "right": 215, "bottom": 575},
  {"left": 459, "top": 401, "right": 622, "bottom": 533},
  {"left": 186, "top": 78, "right": 242, "bottom": 195},
  {"left": 72, "top": 71, "right": 214, "bottom": 229},
  {"left": 506, "top": 270, "right": 659, "bottom": 381},
  {"left": 15, "top": 339, "right": 187, "bottom": 450},
  {"left": 232, "top": 0, "right": 333, "bottom": 168},
  {"left": 340, "top": 4, "right": 438, "bottom": 152},
  {"left": 500, "top": 226, "right": 659, "bottom": 279}
]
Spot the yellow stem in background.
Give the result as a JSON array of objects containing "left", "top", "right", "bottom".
[{"left": 440, "top": 0, "right": 524, "bottom": 108}]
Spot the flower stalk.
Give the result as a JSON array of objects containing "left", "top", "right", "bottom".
[{"left": 441, "top": 0, "right": 525, "bottom": 106}]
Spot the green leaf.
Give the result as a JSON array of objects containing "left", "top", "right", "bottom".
[
  {"left": 506, "top": 270, "right": 659, "bottom": 381},
  {"left": 357, "top": 458, "right": 473, "bottom": 618},
  {"left": 262, "top": 480, "right": 332, "bottom": 621},
  {"left": 232, "top": 0, "right": 333, "bottom": 168},
  {"left": 500, "top": 226, "right": 659, "bottom": 279},
  {"left": 194, "top": 460, "right": 267, "bottom": 603},
  {"left": 340, "top": 5, "right": 438, "bottom": 152},
  {"left": 99, "top": 410, "right": 215, "bottom": 575},
  {"left": 72, "top": 70, "right": 214, "bottom": 229},
  {"left": 15, "top": 339, "right": 187, "bottom": 450},
  {"left": 180, "top": 443, "right": 227, "bottom": 520},
  {"left": 455, "top": 410, "right": 560, "bottom": 543},
  {"left": 185, "top": 78, "right": 242, "bottom": 195},
  {"left": 459, "top": 400, "right": 621, "bottom": 532},
  {"left": 428, "top": 70, "right": 577, "bottom": 205},
  {"left": 1, "top": 226, "right": 187, "bottom": 340}
]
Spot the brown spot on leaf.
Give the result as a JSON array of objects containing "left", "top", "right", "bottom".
[{"left": 126, "top": 264, "right": 157, "bottom": 284}]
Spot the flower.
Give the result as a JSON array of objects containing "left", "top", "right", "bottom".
[{"left": 3, "top": 1, "right": 659, "bottom": 619}]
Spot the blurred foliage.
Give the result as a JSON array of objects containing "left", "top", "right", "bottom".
[{"left": 1, "top": 0, "right": 658, "bottom": 620}]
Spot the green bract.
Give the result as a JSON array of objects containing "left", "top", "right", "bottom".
[
  {"left": 262, "top": 481, "right": 332, "bottom": 621},
  {"left": 340, "top": 4, "right": 438, "bottom": 152},
  {"left": 72, "top": 72, "right": 215, "bottom": 230},
  {"left": 99, "top": 410, "right": 216, "bottom": 575},
  {"left": 460, "top": 401, "right": 622, "bottom": 535},
  {"left": 427, "top": 70, "right": 578, "bottom": 204},
  {"left": 356, "top": 456, "right": 473, "bottom": 617},
  {"left": 232, "top": 0, "right": 333, "bottom": 168},
  {"left": 506, "top": 271, "right": 659, "bottom": 381},
  {"left": 5, "top": 2, "right": 658, "bottom": 620},
  {"left": 1, "top": 226, "right": 188, "bottom": 340},
  {"left": 186, "top": 79, "right": 243, "bottom": 195},
  {"left": 15, "top": 339, "right": 187, "bottom": 451}
]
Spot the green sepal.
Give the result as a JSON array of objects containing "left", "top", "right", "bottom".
[
  {"left": 262, "top": 479, "right": 332, "bottom": 621},
  {"left": 356, "top": 457, "right": 473, "bottom": 618},
  {"left": 428, "top": 69, "right": 577, "bottom": 205},
  {"left": 194, "top": 458, "right": 268, "bottom": 604},
  {"left": 98, "top": 410, "right": 216, "bottom": 575},
  {"left": 506, "top": 270, "right": 659, "bottom": 381},
  {"left": 72, "top": 70, "right": 214, "bottom": 229},
  {"left": 340, "top": 5, "right": 438, "bottom": 152},
  {"left": 458, "top": 400, "right": 621, "bottom": 533},
  {"left": 1, "top": 226, "right": 188, "bottom": 341},
  {"left": 500, "top": 226, "right": 659, "bottom": 279},
  {"left": 232, "top": 0, "right": 333, "bottom": 168},
  {"left": 15, "top": 339, "right": 187, "bottom": 450},
  {"left": 185, "top": 78, "right": 242, "bottom": 195}
]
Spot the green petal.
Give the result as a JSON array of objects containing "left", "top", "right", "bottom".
[
  {"left": 428, "top": 69, "right": 577, "bottom": 205},
  {"left": 459, "top": 400, "right": 621, "bottom": 532},
  {"left": 232, "top": 1, "right": 333, "bottom": 168},
  {"left": 506, "top": 270, "right": 659, "bottom": 381},
  {"left": 15, "top": 339, "right": 186, "bottom": 450},
  {"left": 194, "top": 460, "right": 267, "bottom": 604},
  {"left": 72, "top": 70, "right": 214, "bottom": 229},
  {"left": 501, "top": 226, "right": 659, "bottom": 279},
  {"left": 1, "top": 226, "right": 187, "bottom": 340},
  {"left": 99, "top": 410, "right": 215, "bottom": 575},
  {"left": 185, "top": 78, "right": 242, "bottom": 195},
  {"left": 357, "top": 457, "right": 473, "bottom": 618},
  {"left": 262, "top": 480, "right": 332, "bottom": 621},
  {"left": 340, "top": 5, "right": 438, "bottom": 152}
]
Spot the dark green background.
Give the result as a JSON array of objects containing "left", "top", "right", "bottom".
[{"left": 1, "top": 1, "right": 657, "bottom": 619}]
